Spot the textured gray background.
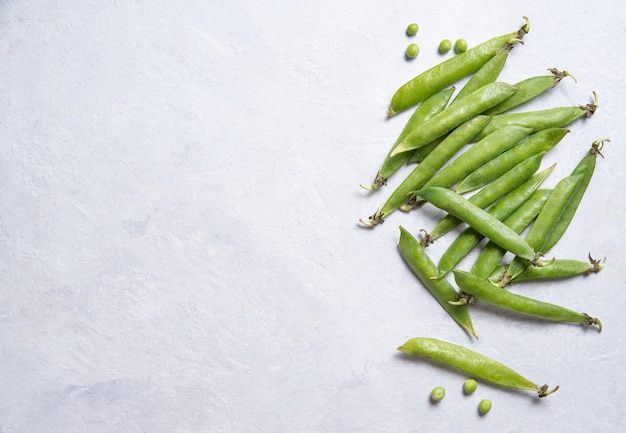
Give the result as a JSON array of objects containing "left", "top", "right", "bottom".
[{"left": 1, "top": 1, "right": 625, "bottom": 432}]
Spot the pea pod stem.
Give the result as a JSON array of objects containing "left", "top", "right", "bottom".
[
  {"left": 387, "top": 18, "right": 530, "bottom": 116},
  {"left": 452, "top": 270, "right": 602, "bottom": 332},
  {"left": 397, "top": 336, "right": 558, "bottom": 397}
]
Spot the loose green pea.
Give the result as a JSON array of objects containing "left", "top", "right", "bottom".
[
  {"left": 455, "top": 38, "right": 469, "bottom": 54},
  {"left": 464, "top": 379, "right": 478, "bottom": 394},
  {"left": 431, "top": 386, "right": 446, "bottom": 401},
  {"left": 439, "top": 39, "right": 452, "bottom": 54},
  {"left": 406, "top": 43, "right": 420, "bottom": 59},
  {"left": 479, "top": 399, "right": 492, "bottom": 414},
  {"left": 406, "top": 23, "right": 419, "bottom": 35}
]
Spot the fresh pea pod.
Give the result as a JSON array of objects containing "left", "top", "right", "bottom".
[
  {"left": 435, "top": 154, "right": 546, "bottom": 277},
  {"left": 472, "top": 92, "right": 598, "bottom": 142},
  {"left": 454, "top": 128, "right": 569, "bottom": 194},
  {"left": 449, "top": 45, "right": 512, "bottom": 106},
  {"left": 452, "top": 269, "right": 602, "bottom": 332},
  {"left": 365, "top": 88, "right": 455, "bottom": 190},
  {"left": 397, "top": 336, "right": 558, "bottom": 397},
  {"left": 427, "top": 153, "right": 546, "bottom": 245},
  {"left": 387, "top": 18, "right": 529, "bottom": 116},
  {"left": 499, "top": 174, "right": 585, "bottom": 285},
  {"left": 512, "top": 254, "right": 605, "bottom": 283},
  {"left": 416, "top": 187, "right": 538, "bottom": 261},
  {"left": 470, "top": 189, "right": 551, "bottom": 279},
  {"left": 484, "top": 68, "right": 575, "bottom": 115},
  {"left": 398, "top": 226, "right": 478, "bottom": 338},
  {"left": 542, "top": 139, "right": 608, "bottom": 250},
  {"left": 420, "top": 156, "right": 553, "bottom": 244},
  {"left": 360, "top": 116, "right": 490, "bottom": 227},
  {"left": 391, "top": 82, "right": 520, "bottom": 156},
  {"left": 402, "top": 125, "right": 532, "bottom": 211}
]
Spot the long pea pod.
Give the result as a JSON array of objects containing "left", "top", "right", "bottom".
[
  {"left": 423, "top": 158, "right": 555, "bottom": 245},
  {"left": 484, "top": 68, "right": 575, "bottom": 115},
  {"left": 470, "top": 189, "right": 551, "bottom": 279},
  {"left": 426, "top": 153, "right": 547, "bottom": 244},
  {"left": 542, "top": 139, "right": 608, "bottom": 250},
  {"left": 416, "top": 187, "right": 538, "bottom": 261},
  {"left": 452, "top": 270, "right": 602, "bottom": 332},
  {"left": 365, "top": 88, "right": 455, "bottom": 191},
  {"left": 454, "top": 128, "right": 569, "bottom": 194},
  {"left": 402, "top": 125, "right": 532, "bottom": 211},
  {"left": 405, "top": 46, "right": 514, "bottom": 165},
  {"left": 387, "top": 18, "right": 529, "bottom": 116},
  {"left": 499, "top": 173, "right": 585, "bottom": 285},
  {"left": 360, "top": 116, "right": 490, "bottom": 227},
  {"left": 472, "top": 92, "right": 598, "bottom": 142},
  {"left": 511, "top": 254, "right": 605, "bottom": 283},
  {"left": 390, "top": 82, "right": 519, "bottom": 156},
  {"left": 449, "top": 45, "right": 512, "bottom": 106},
  {"left": 397, "top": 226, "right": 477, "bottom": 338},
  {"left": 434, "top": 154, "right": 546, "bottom": 277},
  {"left": 397, "top": 337, "right": 558, "bottom": 397}
]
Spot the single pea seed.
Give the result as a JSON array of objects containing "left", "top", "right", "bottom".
[
  {"left": 406, "top": 43, "right": 420, "bottom": 59},
  {"left": 406, "top": 23, "right": 419, "bottom": 36},
  {"left": 455, "top": 38, "right": 468, "bottom": 54},
  {"left": 479, "top": 399, "right": 492, "bottom": 414},
  {"left": 431, "top": 386, "right": 446, "bottom": 402},
  {"left": 463, "top": 379, "right": 478, "bottom": 394},
  {"left": 439, "top": 39, "right": 452, "bottom": 54}
]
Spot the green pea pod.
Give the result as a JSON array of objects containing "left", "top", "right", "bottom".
[
  {"left": 484, "top": 68, "right": 575, "bottom": 115},
  {"left": 472, "top": 92, "right": 598, "bottom": 142},
  {"left": 471, "top": 189, "right": 552, "bottom": 279},
  {"left": 391, "top": 82, "right": 520, "bottom": 156},
  {"left": 454, "top": 128, "right": 569, "bottom": 194},
  {"left": 397, "top": 336, "right": 558, "bottom": 397},
  {"left": 450, "top": 46, "right": 512, "bottom": 106},
  {"left": 427, "top": 153, "right": 546, "bottom": 245},
  {"left": 416, "top": 187, "right": 537, "bottom": 261},
  {"left": 542, "top": 139, "right": 608, "bottom": 251},
  {"left": 435, "top": 154, "right": 546, "bottom": 277},
  {"left": 361, "top": 116, "right": 489, "bottom": 227},
  {"left": 452, "top": 270, "right": 602, "bottom": 332},
  {"left": 387, "top": 18, "right": 529, "bottom": 116},
  {"left": 407, "top": 139, "right": 440, "bottom": 164},
  {"left": 501, "top": 173, "right": 585, "bottom": 285},
  {"left": 512, "top": 255, "right": 605, "bottom": 283},
  {"left": 366, "top": 88, "right": 455, "bottom": 190},
  {"left": 397, "top": 226, "right": 477, "bottom": 338}
]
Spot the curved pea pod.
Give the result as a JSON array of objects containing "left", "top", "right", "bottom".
[
  {"left": 542, "top": 139, "right": 608, "bottom": 250},
  {"left": 398, "top": 226, "right": 478, "bottom": 338},
  {"left": 416, "top": 187, "right": 537, "bottom": 261},
  {"left": 454, "top": 128, "right": 569, "bottom": 194},
  {"left": 434, "top": 154, "right": 546, "bottom": 277},
  {"left": 402, "top": 125, "right": 532, "bottom": 212},
  {"left": 427, "top": 153, "right": 547, "bottom": 244},
  {"left": 472, "top": 92, "right": 598, "bottom": 142},
  {"left": 387, "top": 19, "right": 529, "bottom": 116},
  {"left": 365, "top": 88, "right": 455, "bottom": 191},
  {"left": 449, "top": 45, "right": 512, "bottom": 106},
  {"left": 397, "top": 336, "right": 558, "bottom": 397},
  {"left": 361, "top": 116, "right": 490, "bottom": 227},
  {"left": 452, "top": 270, "right": 602, "bottom": 332},
  {"left": 390, "top": 82, "right": 520, "bottom": 156},
  {"left": 484, "top": 68, "right": 575, "bottom": 115},
  {"left": 512, "top": 254, "right": 605, "bottom": 283},
  {"left": 500, "top": 173, "right": 585, "bottom": 285},
  {"left": 471, "top": 189, "right": 552, "bottom": 279}
]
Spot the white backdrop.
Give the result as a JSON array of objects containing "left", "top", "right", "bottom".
[{"left": 1, "top": 1, "right": 625, "bottom": 432}]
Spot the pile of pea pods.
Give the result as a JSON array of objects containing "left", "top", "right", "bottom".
[{"left": 360, "top": 17, "right": 608, "bottom": 398}]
